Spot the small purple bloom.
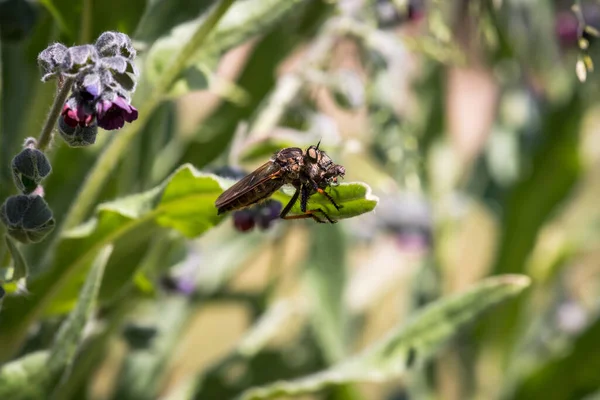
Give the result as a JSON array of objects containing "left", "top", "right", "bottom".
[
  {"left": 96, "top": 95, "right": 138, "bottom": 130},
  {"left": 61, "top": 97, "right": 95, "bottom": 128}
]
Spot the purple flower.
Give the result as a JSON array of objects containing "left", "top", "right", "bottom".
[
  {"left": 96, "top": 95, "right": 138, "bottom": 130},
  {"left": 61, "top": 97, "right": 95, "bottom": 128}
]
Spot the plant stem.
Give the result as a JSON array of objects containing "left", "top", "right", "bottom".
[
  {"left": 36, "top": 78, "right": 74, "bottom": 152},
  {"left": 61, "top": 0, "right": 236, "bottom": 230}
]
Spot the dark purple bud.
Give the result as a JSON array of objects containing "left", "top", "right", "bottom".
[
  {"left": 12, "top": 148, "right": 52, "bottom": 194},
  {"left": 0, "top": 195, "right": 55, "bottom": 244},
  {"left": 233, "top": 210, "right": 255, "bottom": 232},
  {"left": 255, "top": 200, "right": 282, "bottom": 230},
  {"left": 58, "top": 116, "right": 98, "bottom": 147},
  {"left": 96, "top": 95, "right": 138, "bottom": 130},
  {"left": 63, "top": 45, "right": 99, "bottom": 76},
  {"left": 38, "top": 43, "right": 69, "bottom": 81},
  {"left": 95, "top": 31, "right": 136, "bottom": 60},
  {"left": 61, "top": 96, "right": 95, "bottom": 128}
]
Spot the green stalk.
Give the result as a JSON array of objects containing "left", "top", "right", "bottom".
[
  {"left": 36, "top": 78, "right": 74, "bottom": 152},
  {"left": 61, "top": 0, "right": 236, "bottom": 230}
]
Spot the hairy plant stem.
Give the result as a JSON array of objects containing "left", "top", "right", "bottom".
[
  {"left": 61, "top": 0, "right": 236, "bottom": 231},
  {"left": 36, "top": 78, "right": 74, "bottom": 152}
]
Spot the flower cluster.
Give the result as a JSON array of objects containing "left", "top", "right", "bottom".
[
  {"left": 37, "top": 32, "right": 139, "bottom": 146},
  {"left": 232, "top": 200, "right": 283, "bottom": 232}
]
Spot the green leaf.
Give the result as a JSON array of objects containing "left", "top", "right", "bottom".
[
  {"left": 3, "top": 235, "right": 28, "bottom": 282},
  {"left": 0, "top": 246, "right": 112, "bottom": 400},
  {"left": 48, "top": 246, "right": 111, "bottom": 380},
  {"left": 272, "top": 182, "right": 378, "bottom": 221},
  {"left": 239, "top": 275, "right": 531, "bottom": 400},
  {"left": 0, "top": 246, "right": 109, "bottom": 399},
  {"left": 0, "top": 165, "right": 226, "bottom": 362},
  {"left": 155, "top": 164, "right": 224, "bottom": 237},
  {"left": 303, "top": 224, "right": 348, "bottom": 363}
]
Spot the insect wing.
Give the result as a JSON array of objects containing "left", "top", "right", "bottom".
[{"left": 215, "top": 161, "right": 282, "bottom": 209}]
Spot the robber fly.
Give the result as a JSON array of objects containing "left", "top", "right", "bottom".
[{"left": 215, "top": 142, "right": 346, "bottom": 223}]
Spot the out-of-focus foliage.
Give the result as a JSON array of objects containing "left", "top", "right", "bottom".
[{"left": 1, "top": 0, "right": 600, "bottom": 399}]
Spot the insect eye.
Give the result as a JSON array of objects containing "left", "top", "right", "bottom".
[{"left": 307, "top": 147, "right": 318, "bottom": 160}]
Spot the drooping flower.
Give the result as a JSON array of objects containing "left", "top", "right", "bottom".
[
  {"left": 95, "top": 95, "right": 138, "bottom": 130},
  {"left": 61, "top": 96, "right": 95, "bottom": 128}
]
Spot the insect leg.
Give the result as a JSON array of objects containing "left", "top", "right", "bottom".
[
  {"left": 281, "top": 210, "right": 329, "bottom": 223},
  {"left": 279, "top": 187, "right": 301, "bottom": 219},
  {"left": 281, "top": 185, "right": 337, "bottom": 223},
  {"left": 316, "top": 188, "right": 342, "bottom": 210},
  {"left": 300, "top": 184, "right": 310, "bottom": 213}
]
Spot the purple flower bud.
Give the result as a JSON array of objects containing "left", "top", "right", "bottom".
[
  {"left": 0, "top": 195, "right": 55, "bottom": 243},
  {"left": 233, "top": 210, "right": 255, "bottom": 232},
  {"left": 78, "top": 72, "right": 103, "bottom": 101},
  {"left": 11, "top": 148, "right": 52, "bottom": 194},
  {"left": 255, "top": 200, "right": 282, "bottom": 230},
  {"left": 96, "top": 95, "right": 138, "bottom": 130},
  {"left": 58, "top": 116, "right": 98, "bottom": 147}
]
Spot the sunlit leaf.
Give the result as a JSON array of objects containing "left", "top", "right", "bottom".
[
  {"left": 0, "top": 164, "right": 227, "bottom": 361},
  {"left": 271, "top": 182, "right": 379, "bottom": 221},
  {"left": 240, "top": 275, "right": 531, "bottom": 400}
]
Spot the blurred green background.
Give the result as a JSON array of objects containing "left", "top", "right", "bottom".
[{"left": 1, "top": 0, "right": 600, "bottom": 399}]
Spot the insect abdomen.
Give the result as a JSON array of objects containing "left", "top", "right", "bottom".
[{"left": 217, "top": 179, "right": 283, "bottom": 214}]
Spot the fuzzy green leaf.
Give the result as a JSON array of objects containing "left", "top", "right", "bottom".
[
  {"left": 271, "top": 182, "right": 378, "bottom": 221},
  {"left": 49, "top": 246, "right": 111, "bottom": 378},
  {"left": 239, "top": 275, "right": 531, "bottom": 400},
  {"left": 0, "top": 247, "right": 110, "bottom": 398},
  {"left": 0, "top": 164, "right": 226, "bottom": 361}
]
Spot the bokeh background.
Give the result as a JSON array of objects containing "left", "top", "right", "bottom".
[{"left": 1, "top": 0, "right": 600, "bottom": 399}]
